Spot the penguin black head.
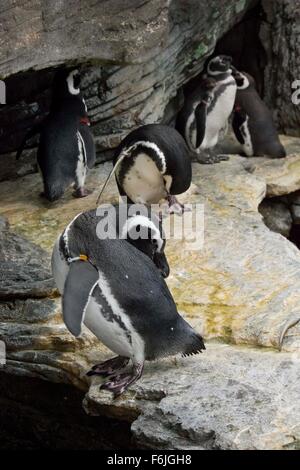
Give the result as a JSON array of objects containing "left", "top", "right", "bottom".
[
  {"left": 52, "top": 68, "right": 82, "bottom": 99},
  {"left": 207, "top": 55, "right": 233, "bottom": 76},
  {"left": 121, "top": 213, "right": 170, "bottom": 278},
  {"left": 232, "top": 68, "right": 255, "bottom": 90},
  {"left": 51, "top": 68, "right": 87, "bottom": 115}
]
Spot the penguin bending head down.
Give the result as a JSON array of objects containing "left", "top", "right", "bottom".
[
  {"left": 231, "top": 69, "right": 286, "bottom": 158},
  {"left": 51, "top": 206, "right": 204, "bottom": 396},
  {"left": 97, "top": 124, "right": 192, "bottom": 215},
  {"left": 16, "top": 68, "right": 96, "bottom": 201}
]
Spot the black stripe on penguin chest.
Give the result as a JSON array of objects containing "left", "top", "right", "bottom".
[
  {"left": 117, "top": 146, "right": 165, "bottom": 186},
  {"left": 92, "top": 286, "right": 132, "bottom": 345}
]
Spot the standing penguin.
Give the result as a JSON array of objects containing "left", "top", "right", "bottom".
[
  {"left": 176, "top": 77, "right": 216, "bottom": 160},
  {"left": 51, "top": 206, "right": 204, "bottom": 396},
  {"left": 232, "top": 69, "right": 286, "bottom": 158},
  {"left": 97, "top": 124, "right": 192, "bottom": 214},
  {"left": 176, "top": 55, "right": 237, "bottom": 163},
  {"left": 16, "top": 69, "right": 96, "bottom": 201}
]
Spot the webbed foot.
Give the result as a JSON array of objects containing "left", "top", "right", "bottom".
[
  {"left": 100, "top": 362, "right": 144, "bottom": 398},
  {"left": 72, "top": 187, "right": 92, "bottom": 198},
  {"left": 166, "top": 195, "right": 191, "bottom": 215},
  {"left": 87, "top": 356, "right": 130, "bottom": 377},
  {"left": 194, "top": 150, "right": 229, "bottom": 164}
]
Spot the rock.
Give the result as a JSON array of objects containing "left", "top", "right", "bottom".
[
  {"left": 291, "top": 205, "right": 300, "bottom": 225},
  {"left": 262, "top": 0, "right": 300, "bottom": 136},
  {"left": 2, "top": 136, "right": 300, "bottom": 448},
  {"left": 0, "top": 218, "right": 54, "bottom": 299},
  {"left": 259, "top": 198, "right": 292, "bottom": 237},
  {"left": 247, "top": 136, "right": 300, "bottom": 197},
  {"left": 0, "top": 0, "right": 254, "bottom": 174},
  {"left": 84, "top": 342, "right": 300, "bottom": 450}
]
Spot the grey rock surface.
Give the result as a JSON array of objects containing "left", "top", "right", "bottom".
[
  {"left": 0, "top": 218, "right": 54, "bottom": 299},
  {"left": 262, "top": 0, "right": 300, "bottom": 136},
  {"left": 259, "top": 198, "right": 292, "bottom": 237},
  {"left": 84, "top": 342, "right": 300, "bottom": 450}
]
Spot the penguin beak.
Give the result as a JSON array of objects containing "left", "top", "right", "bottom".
[{"left": 153, "top": 252, "right": 170, "bottom": 278}]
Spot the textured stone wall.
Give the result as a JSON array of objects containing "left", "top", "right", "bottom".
[
  {"left": 0, "top": 0, "right": 255, "bottom": 180},
  {"left": 262, "top": 0, "right": 300, "bottom": 135}
]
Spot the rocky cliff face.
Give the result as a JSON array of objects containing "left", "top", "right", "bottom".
[
  {"left": 0, "top": 0, "right": 255, "bottom": 177},
  {"left": 262, "top": 0, "right": 300, "bottom": 135},
  {"left": 1, "top": 135, "right": 300, "bottom": 449},
  {"left": 1, "top": 0, "right": 300, "bottom": 450}
]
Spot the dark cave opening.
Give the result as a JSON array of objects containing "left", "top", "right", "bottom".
[
  {"left": 0, "top": 372, "right": 133, "bottom": 450},
  {"left": 182, "top": 1, "right": 267, "bottom": 100},
  {"left": 259, "top": 192, "right": 300, "bottom": 250}
]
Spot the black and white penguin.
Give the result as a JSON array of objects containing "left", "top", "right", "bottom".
[
  {"left": 51, "top": 206, "right": 204, "bottom": 396},
  {"left": 176, "top": 56, "right": 237, "bottom": 162},
  {"left": 232, "top": 69, "right": 286, "bottom": 158},
  {"left": 16, "top": 69, "right": 96, "bottom": 201},
  {"left": 97, "top": 124, "right": 192, "bottom": 214},
  {"left": 176, "top": 77, "right": 216, "bottom": 154}
]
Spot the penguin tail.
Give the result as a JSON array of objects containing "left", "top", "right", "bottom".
[
  {"left": 182, "top": 332, "right": 206, "bottom": 357},
  {"left": 44, "top": 183, "right": 65, "bottom": 202}
]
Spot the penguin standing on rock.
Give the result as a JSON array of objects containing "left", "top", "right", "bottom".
[
  {"left": 51, "top": 206, "right": 204, "bottom": 396},
  {"left": 97, "top": 124, "right": 192, "bottom": 214},
  {"left": 177, "top": 55, "right": 237, "bottom": 163},
  {"left": 16, "top": 69, "right": 96, "bottom": 201},
  {"left": 232, "top": 69, "right": 286, "bottom": 158}
]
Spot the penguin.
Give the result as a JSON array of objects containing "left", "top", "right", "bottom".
[
  {"left": 176, "top": 55, "right": 237, "bottom": 163},
  {"left": 231, "top": 69, "right": 286, "bottom": 158},
  {"left": 51, "top": 205, "right": 205, "bottom": 396},
  {"left": 16, "top": 68, "right": 96, "bottom": 201},
  {"left": 176, "top": 77, "right": 217, "bottom": 156},
  {"left": 97, "top": 124, "right": 192, "bottom": 214}
]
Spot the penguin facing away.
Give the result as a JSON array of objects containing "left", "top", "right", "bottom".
[
  {"left": 232, "top": 69, "right": 286, "bottom": 158},
  {"left": 97, "top": 124, "right": 192, "bottom": 215},
  {"left": 16, "top": 69, "right": 96, "bottom": 201},
  {"left": 51, "top": 206, "right": 204, "bottom": 396}
]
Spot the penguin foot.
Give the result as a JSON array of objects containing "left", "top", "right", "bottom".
[
  {"left": 72, "top": 187, "right": 92, "bottom": 198},
  {"left": 100, "top": 362, "right": 144, "bottom": 397},
  {"left": 195, "top": 152, "right": 229, "bottom": 165},
  {"left": 166, "top": 195, "right": 190, "bottom": 215},
  {"left": 86, "top": 356, "right": 129, "bottom": 377}
]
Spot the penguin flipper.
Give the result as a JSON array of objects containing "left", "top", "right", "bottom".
[
  {"left": 62, "top": 261, "right": 98, "bottom": 337},
  {"left": 195, "top": 103, "right": 207, "bottom": 148},
  {"left": 232, "top": 111, "right": 246, "bottom": 145}
]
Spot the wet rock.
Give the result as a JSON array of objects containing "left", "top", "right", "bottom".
[{"left": 259, "top": 198, "right": 292, "bottom": 237}]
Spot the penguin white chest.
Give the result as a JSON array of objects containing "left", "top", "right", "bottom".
[
  {"left": 202, "top": 82, "right": 237, "bottom": 148},
  {"left": 240, "top": 116, "right": 254, "bottom": 156},
  {"left": 83, "top": 275, "right": 145, "bottom": 362},
  {"left": 75, "top": 131, "right": 87, "bottom": 188},
  {"left": 119, "top": 153, "right": 166, "bottom": 204}
]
